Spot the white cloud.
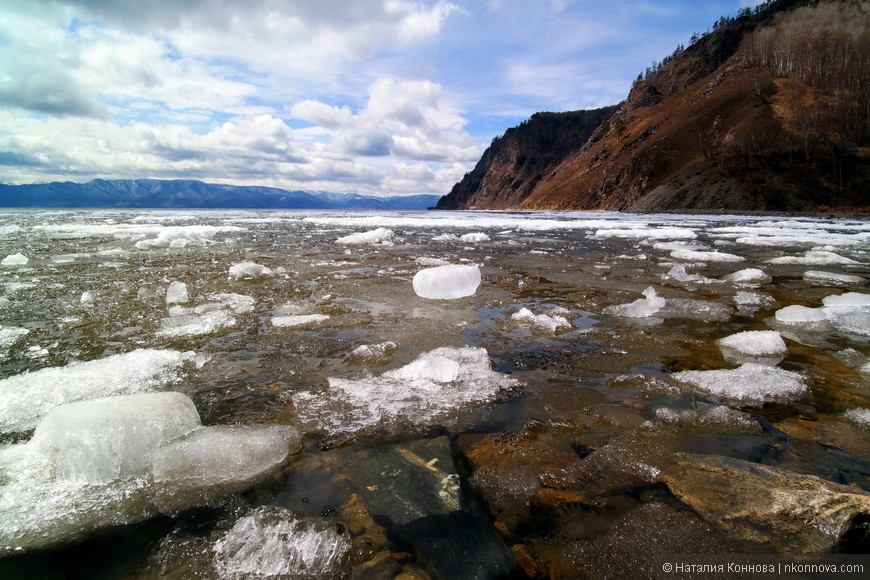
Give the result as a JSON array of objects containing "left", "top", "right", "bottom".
[{"left": 0, "top": 0, "right": 732, "bottom": 196}]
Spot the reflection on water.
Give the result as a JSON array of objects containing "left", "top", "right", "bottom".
[{"left": 1, "top": 209, "right": 869, "bottom": 578}]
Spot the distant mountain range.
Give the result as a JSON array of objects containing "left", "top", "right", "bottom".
[{"left": 0, "top": 179, "right": 441, "bottom": 210}]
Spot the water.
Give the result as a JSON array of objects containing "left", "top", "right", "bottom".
[{"left": 1, "top": 209, "right": 869, "bottom": 578}]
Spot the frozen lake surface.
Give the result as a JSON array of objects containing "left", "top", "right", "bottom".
[{"left": 1, "top": 209, "right": 869, "bottom": 577}]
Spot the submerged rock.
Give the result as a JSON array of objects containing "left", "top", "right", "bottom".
[
  {"left": 346, "top": 436, "right": 514, "bottom": 580},
  {"left": 659, "top": 453, "right": 870, "bottom": 553}
]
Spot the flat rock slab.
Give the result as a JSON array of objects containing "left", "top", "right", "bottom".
[{"left": 660, "top": 453, "right": 870, "bottom": 553}]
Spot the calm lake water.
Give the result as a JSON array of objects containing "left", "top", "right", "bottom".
[{"left": 1, "top": 209, "right": 869, "bottom": 578}]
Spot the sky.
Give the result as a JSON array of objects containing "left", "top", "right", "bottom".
[{"left": 0, "top": 0, "right": 765, "bottom": 196}]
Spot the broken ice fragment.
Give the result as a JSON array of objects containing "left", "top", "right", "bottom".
[
  {"left": 671, "top": 363, "right": 808, "bottom": 406},
  {"left": 213, "top": 506, "right": 350, "bottom": 579},
  {"left": 723, "top": 268, "right": 771, "bottom": 286},
  {"left": 716, "top": 330, "right": 788, "bottom": 365},
  {"left": 228, "top": 261, "right": 273, "bottom": 280},
  {"left": 413, "top": 264, "right": 481, "bottom": 299},
  {"left": 0, "top": 349, "right": 195, "bottom": 433},
  {"left": 271, "top": 314, "right": 329, "bottom": 328},
  {"left": 165, "top": 281, "right": 189, "bottom": 304},
  {"left": 335, "top": 227, "right": 393, "bottom": 245},
  {"left": 605, "top": 286, "right": 666, "bottom": 318},
  {"left": 1, "top": 252, "right": 28, "bottom": 266}
]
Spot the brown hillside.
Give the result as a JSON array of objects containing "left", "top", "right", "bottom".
[{"left": 439, "top": 0, "right": 869, "bottom": 213}]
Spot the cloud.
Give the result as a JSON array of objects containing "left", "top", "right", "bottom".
[{"left": 290, "top": 78, "right": 482, "bottom": 163}]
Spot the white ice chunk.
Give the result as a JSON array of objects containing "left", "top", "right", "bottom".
[
  {"left": 821, "top": 292, "right": 870, "bottom": 307},
  {"left": 349, "top": 341, "right": 397, "bottom": 363},
  {"left": 390, "top": 354, "right": 460, "bottom": 383},
  {"left": 293, "top": 346, "right": 518, "bottom": 438},
  {"left": 0, "top": 225, "right": 21, "bottom": 236},
  {"left": 670, "top": 249, "right": 745, "bottom": 262},
  {"left": 662, "top": 264, "right": 708, "bottom": 283},
  {"left": 213, "top": 507, "right": 350, "bottom": 579},
  {"left": 80, "top": 291, "right": 95, "bottom": 304},
  {"left": 134, "top": 225, "right": 242, "bottom": 249},
  {"left": 723, "top": 268, "right": 772, "bottom": 286},
  {"left": 0, "top": 326, "right": 28, "bottom": 359},
  {"left": 460, "top": 232, "right": 490, "bottom": 243},
  {"left": 767, "top": 250, "right": 860, "bottom": 265},
  {"left": 0, "top": 349, "right": 194, "bottom": 433},
  {"left": 605, "top": 286, "right": 666, "bottom": 318},
  {"left": 595, "top": 228, "right": 698, "bottom": 240},
  {"left": 335, "top": 227, "right": 393, "bottom": 245},
  {"left": 716, "top": 330, "right": 788, "bottom": 365},
  {"left": 511, "top": 307, "right": 572, "bottom": 333},
  {"left": 804, "top": 271, "right": 864, "bottom": 286},
  {"left": 228, "top": 261, "right": 273, "bottom": 280},
  {"left": 30, "top": 392, "right": 201, "bottom": 483},
  {"left": 210, "top": 293, "right": 255, "bottom": 314},
  {"left": 271, "top": 314, "right": 329, "bottom": 328},
  {"left": 672, "top": 363, "right": 808, "bottom": 406},
  {"left": 432, "top": 233, "right": 460, "bottom": 242},
  {"left": 165, "top": 281, "right": 189, "bottom": 304},
  {"left": 413, "top": 264, "right": 481, "bottom": 300},
  {"left": 157, "top": 308, "right": 236, "bottom": 337},
  {"left": 842, "top": 408, "right": 870, "bottom": 428},
  {"left": 774, "top": 304, "right": 831, "bottom": 331},
  {"left": 1, "top": 253, "right": 28, "bottom": 266}
]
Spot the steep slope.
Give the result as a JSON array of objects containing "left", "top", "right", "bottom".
[
  {"left": 435, "top": 107, "right": 618, "bottom": 210},
  {"left": 441, "top": 0, "right": 869, "bottom": 213}
]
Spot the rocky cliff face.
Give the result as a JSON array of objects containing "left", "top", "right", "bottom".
[
  {"left": 436, "top": 108, "right": 618, "bottom": 210},
  {"left": 439, "top": 0, "right": 869, "bottom": 213}
]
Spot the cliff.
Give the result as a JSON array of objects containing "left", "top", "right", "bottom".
[{"left": 438, "top": 0, "right": 869, "bottom": 213}]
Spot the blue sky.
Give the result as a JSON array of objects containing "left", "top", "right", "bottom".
[{"left": 0, "top": 0, "right": 763, "bottom": 196}]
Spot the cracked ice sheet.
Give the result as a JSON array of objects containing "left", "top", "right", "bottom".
[
  {"left": 0, "top": 349, "right": 195, "bottom": 433},
  {"left": 292, "top": 346, "right": 518, "bottom": 440},
  {"left": 671, "top": 363, "right": 808, "bottom": 407}
]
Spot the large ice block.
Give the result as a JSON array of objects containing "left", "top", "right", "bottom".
[
  {"left": 412, "top": 264, "right": 481, "bottom": 299},
  {"left": 30, "top": 392, "right": 201, "bottom": 482}
]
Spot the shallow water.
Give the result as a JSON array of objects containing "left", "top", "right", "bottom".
[{"left": 1, "top": 209, "right": 869, "bottom": 578}]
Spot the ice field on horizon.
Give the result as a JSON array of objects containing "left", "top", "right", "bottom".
[{"left": 1, "top": 207, "right": 870, "bottom": 574}]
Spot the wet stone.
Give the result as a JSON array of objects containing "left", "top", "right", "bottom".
[
  {"left": 660, "top": 453, "right": 870, "bottom": 553},
  {"left": 345, "top": 436, "right": 514, "bottom": 579}
]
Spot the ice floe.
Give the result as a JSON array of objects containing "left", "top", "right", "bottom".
[
  {"left": 228, "top": 261, "right": 273, "bottom": 280},
  {"left": 460, "top": 232, "right": 490, "bottom": 243},
  {"left": 511, "top": 307, "right": 572, "bottom": 333},
  {"left": 1, "top": 253, "right": 28, "bottom": 266},
  {"left": 671, "top": 363, "right": 808, "bottom": 406},
  {"left": 349, "top": 341, "right": 398, "bottom": 364},
  {"left": 605, "top": 287, "right": 666, "bottom": 318},
  {"left": 271, "top": 314, "right": 330, "bottom": 328},
  {"left": 165, "top": 281, "right": 189, "bottom": 304},
  {"left": 771, "top": 292, "right": 870, "bottom": 338},
  {"left": 767, "top": 250, "right": 860, "bottom": 266},
  {"left": 0, "top": 349, "right": 195, "bottom": 433},
  {"left": 413, "top": 264, "right": 481, "bottom": 299},
  {"left": 670, "top": 249, "right": 745, "bottom": 263},
  {"left": 594, "top": 227, "right": 698, "bottom": 240},
  {"left": 213, "top": 506, "right": 349, "bottom": 579},
  {"left": 134, "top": 225, "right": 243, "bottom": 249},
  {"left": 662, "top": 264, "right": 711, "bottom": 284},
  {"left": 722, "top": 268, "right": 772, "bottom": 286},
  {"left": 335, "top": 227, "right": 394, "bottom": 245},
  {"left": 292, "top": 346, "right": 518, "bottom": 439},
  {"left": 157, "top": 293, "right": 254, "bottom": 337},
  {"left": 716, "top": 330, "right": 788, "bottom": 365},
  {"left": 0, "top": 326, "right": 28, "bottom": 359},
  {"left": 803, "top": 270, "right": 864, "bottom": 286},
  {"left": 0, "top": 392, "right": 299, "bottom": 552},
  {"left": 842, "top": 408, "right": 870, "bottom": 428}
]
